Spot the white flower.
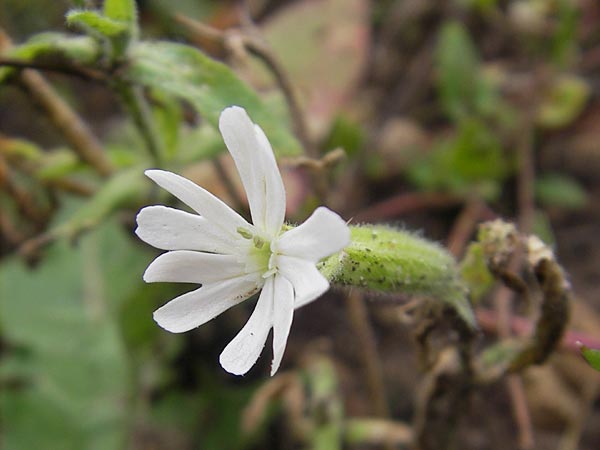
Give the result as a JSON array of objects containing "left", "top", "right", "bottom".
[{"left": 136, "top": 106, "right": 350, "bottom": 376}]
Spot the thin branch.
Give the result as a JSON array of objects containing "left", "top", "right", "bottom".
[
  {"left": 447, "top": 197, "right": 486, "bottom": 257},
  {"left": 0, "top": 209, "right": 26, "bottom": 250},
  {"left": 1, "top": 28, "right": 113, "bottom": 177},
  {"left": 17, "top": 69, "right": 115, "bottom": 177},
  {"left": 476, "top": 308, "right": 599, "bottom": 353},
  {"left": 0, "top": 153, "right": 47, "bottom": 225},
  {"left": 242, "top": 37, "right": 314, "bottom": 156},
  {"left": 346, "top": 290, "right": 390, "bottom": 419},
  {"left": 507, "top": 376, "right": 535, "bottom": 450},
  {"left": 211, "top": 157, "right": 245, "bottom": 213},
  {"left": 0, "top": 56, "right": 107, "bottom": 82},
  {"left": 174, "top": 14, "right": 315, "bottom": 157},
  {"left": 495, "top": 121, "right": 536, "bottom": 450},
  {"left": 117, "top": 84, "right": 164, "bottom": 164},
  {"left": 353, "top": 192, "right": 462, "bottom": 222}
]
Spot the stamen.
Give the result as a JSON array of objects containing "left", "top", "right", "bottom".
[
  {"left": 253, "top": 236, "right": 265, "bottom": 249},
  {"left": 237, "top": 227, "right": 253, "bottom": 239},
  {"left": 262, "top": 267, "right": 277, "bottom": 278}
]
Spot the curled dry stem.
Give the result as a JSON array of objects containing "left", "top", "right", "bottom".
[{"left": 476, "top": 221, "right": 572, "bottom": 380}]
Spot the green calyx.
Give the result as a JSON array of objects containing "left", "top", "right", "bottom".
[{"left": 318, "top": 225, "right": 475, "bottom": 327}]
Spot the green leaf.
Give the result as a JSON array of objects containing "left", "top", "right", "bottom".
[
  {"left": 35, "top": 149, "right": 83, "bottom": 180},
  {"left": 150, "top": 90, "right": 183, "bottom": 160},
  {"left": 324, "top": 115, "right": 365, "bottom": 158},
  {"left": 127, "top": 41, "right": 303, "bottom": 157},
  {"left": 407, "top": 119, "right": 509, "bottom": 200},
  {"left": 436, "top": 22, "right": 484, "bottom": 120},
  {"left": 0, "top": 33, "right": 99, "bottom": 83},
  {"left": 103, "top": 0, "right": 137, "bottom": 24},
  {"left": 550, "top": 0, "right": 579, "bottom": 66},
  {"left": 460, "top": 242, "right": 495, "bottom": 304},
  {"left": 580, "top": 344, "right": 600, "bottom": 372},
  {"left": 50, "top": 167, "right": 147, "bottom": 241},
  {"left": 66, "top": 10, "right": 129, "bottom": 37},
  {"left": 535, "top": 174, "right": 587, "bottom": 209},
  {"left": 536, "top": 75, "right": 589, "bottom": 129},
  {"left": 0, "top": 220, "right": 150, "bottom": 449}
]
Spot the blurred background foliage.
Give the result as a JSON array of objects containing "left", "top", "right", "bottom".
[{"left": 1, "top": 0, "right": 600, "bottom": 449}]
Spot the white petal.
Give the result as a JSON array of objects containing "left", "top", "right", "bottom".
[
  {"left": 143, "top": 251, "right": 248, "bottom": 284},
  {"left": 270, "top": 275, "right": 294, "bottom": 376},
  {"left": 276, "top": 207, "right": 350, "bottom": 262},
  {"left": 276, "top": 255, "right": 330, "bottom": 309},
  {"left": 153, "top": 274, "right": 262, "bottom": 333},
  {"left": 219, "top": 276, "right": 275, "bottom": 375},
  {"left": 136, "top": 206, "right": 246, "bottom": 254},
  {"left": 145, "top": 170, "right": 251, "bottom": 236},
  {"left": 219, "top": 106, "right": 286, "bottom": 237}
]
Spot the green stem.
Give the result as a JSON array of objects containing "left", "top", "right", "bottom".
[{"left": 117, "top": 84, "right": 164, "bottom": 164}]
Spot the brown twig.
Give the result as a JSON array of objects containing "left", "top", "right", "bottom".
[
  {"left": 17, "top": 69, "right": 114, "bottom": 177},
  {"left": 497, "top": 120, "right": 536, "bottom": 450},
  {"left": 211, "top": 157, "right": 245, "bottom": 214},
  {"left": 353, "top": 192, "right": 461, "bottom": 222},
  {"left": 447, "top": 197, "right": 486, "bottom": 257},
  {"left": 0, "top": 154, "right": 47, "bottom": 225},
  {"left": 0, "top": 57, "right": 107, "bottom": 82},
  {"left": 346, "top": 290, "right": 390, "bottom": 419},
  {"left": 0, "top": 29, "right": 113, "bottom": 177},
  {"left": 174, "top": 13, "right": 315, "bottom": 157},
  {"left": 476, "top": 308, "right": 600, "bottom": 353},
  {"left": 0, "top": 208, "right": 25, "bottom": 250}
]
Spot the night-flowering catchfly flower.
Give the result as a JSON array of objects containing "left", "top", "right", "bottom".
[{"left": 136, "top": 106, "right": 350, "bottom": 376}]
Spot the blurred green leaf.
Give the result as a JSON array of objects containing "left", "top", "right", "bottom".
[
  {"left": 50, "top": 167, "right": 147, "bottom": 240},
  {"left": 551, "top": 0, "right": 578, "bottom": 66},
  {"left": 150, "top": 90, "right": 183, "bottom": 161},
  {"left": 536, "top": 75, "right": 589, "bottom": 129},
  {"left": 580, "top": 344, "right": 600, "bottom": 372},
  {"left": 127, "top": 41, "right": 303, "bottom": 157},
  {"left": 66, "top": 10, "right": 129, "bottom": 37},
  {"left": 535, "top": 173, "right": 587, "bottom": 209},
  {"left": 0, "top": 33, "right": 99, "bottom": 82},
  {"left": 407, "top": 119, "right": 508, "bottom": 200},
  {"left": 0, "top": 220, "right": 151, "bottom": 449},
  {"left": 35, "top": 149, "right": 83, "bottom": 180},
  {"left": 457, "top": 0, "right": 499, "bottom": 13},
  {"left": 531, "top": 209, "right": 556, "bottom": 245},
  {"left": 0, "top": 136, "right": 44, "bottom": 161},
  {"left": 436, "top": 22, "right": 493, "bottom": 120},
  {"left": 103, "top": 0, "right": 137, "bottom": 25},
  {"left": 460, "top": 242, "right": 494, "bottom": 304},
  {"left": 66, "top": 0, "right": 137, "bottom": 59},
  {"left": 324, "top": 115, "right": 365, "bottom": 158}
]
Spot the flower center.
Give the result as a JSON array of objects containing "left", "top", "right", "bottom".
[{"left": 238, "top": 227, "right": 276, "bottom": 277}]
